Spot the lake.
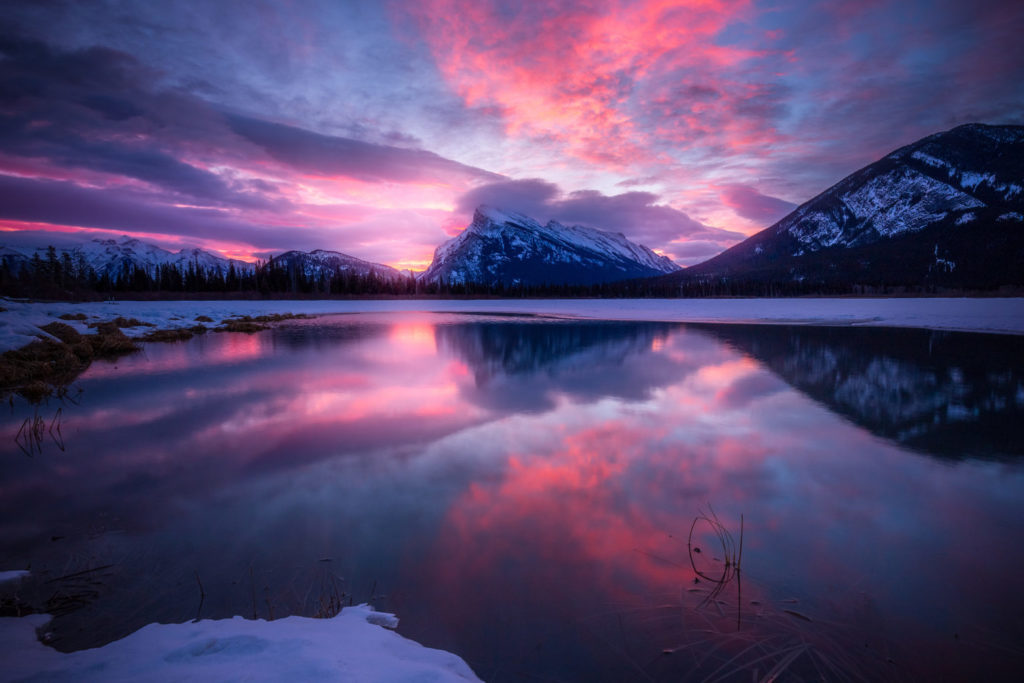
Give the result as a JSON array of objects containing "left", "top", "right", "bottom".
[{"left": 2, "top": 312, "right": 1023, "bottom": 681}]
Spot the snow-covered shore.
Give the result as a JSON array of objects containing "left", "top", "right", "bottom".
[
  {"left": 2, "top": 297, "right": 1023, "bottom": 352},
  {"left": 0, "top": 605, "right": 479, "bottom": 682}
]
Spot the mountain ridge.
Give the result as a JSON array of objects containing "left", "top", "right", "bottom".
[
  {"left": 420, "top": 205, "right": 679, "bottom": 287},
  {"left": 671, "top": 123, "right": 1024, "bottom": 290}
]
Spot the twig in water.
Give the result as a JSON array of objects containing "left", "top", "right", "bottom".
[
  {"left": 193, "top": 571, "right": 206, "bottom": 623},
  {"left": 687, "top": 506, "right": 745, "bottom": 630},
  {"left": 48, "top": 407, "right": 64, "bottom": 451}
]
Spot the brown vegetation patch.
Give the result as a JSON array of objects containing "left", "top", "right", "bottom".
[
  {"left": 213, "top": 313, "right": 312, "bottom": 334},
  {"left": 0, "top": 322, "right": 142, "bottom": 402},
  {"left": 140, "top": 325, "right": 209, "bottom": 343},
  {"left": 39, "top": 322, "right": 83, "bottom": 346},
  {"left": 88, "top": 316, "right": 155, "bottom": 329},
  {"left": 195, "top": 315, "right": 214, "bottom": 323},
  {"left": 57, "top": 313, "right": 88, "bottom": 321},
  {"left": 87, "top": 323, "right": 142, "bottom": 357},
  {"left": 140, "top": 328, "right": 194, "bottom": 343},
  {"left": 215, "top": 320, "right": 267, "bottom": 333}
]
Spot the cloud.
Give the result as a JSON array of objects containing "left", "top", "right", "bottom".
[
  {"left": 455, "top": 178, "right": 745, "bottom": 263},
  {"left": 0, "top": 32, "right": 505, "bottom": 266},
  {"left": 719, "top": 184, "right": 796, "bottom": 225},
  {"left": 0, "top": 174, "right": 325, "bottom": 250},
  {"left": 227, "top": 115, "right": 500, "bottom": 185}
]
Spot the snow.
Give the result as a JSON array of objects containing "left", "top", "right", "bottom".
[
  {"left": 960, "top": 171, "right": 996, "bottom": 191},
  {"left": 0, "top": 605, "right": 480, "bottom": 682},
  {"left": 0, "top": 570, "right": 30, "bottom": 585},
  {"left": 998, "top": 212, "right": 1023, "bottom": 222},
  {"left": 841, "top": 168, "right": 983, "bottom": 238},
  {"left": 3, "top": 297, "right": 1024, "bottom": 354},
  {"left": 422, "top": 206, "right": 678, "bottom": 284}
]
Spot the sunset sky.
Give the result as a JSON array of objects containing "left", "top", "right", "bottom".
[{"left": 1, "top": 0, "right": 1021, "bottom": 269}]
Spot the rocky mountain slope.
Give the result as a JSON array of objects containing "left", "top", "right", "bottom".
[
  {"left": 674, "top": 123, "right": 1024, "bottom": 290},
  {"left": 420, "top": 206, "right": 679, "bottom": 287}
]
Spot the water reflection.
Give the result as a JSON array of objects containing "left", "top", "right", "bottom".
[
  {"left": 1, "top": 313, "right": 1022, "bottom": 681},
  {"left": 694, "top": 324, "right": 1024, "bottom": 460}
]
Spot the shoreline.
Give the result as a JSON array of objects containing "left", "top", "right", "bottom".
[{"left": 3, "top": 296, "right": 1023, "bottom": 400}]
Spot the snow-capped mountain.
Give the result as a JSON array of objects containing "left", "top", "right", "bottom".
[
  {"left": 268, "top": 249, "right": 407, "bottom": 282},
  {"left": 420, "top": 206, "right": 679, "bottom": 287},
  {"left": 677, "top": 123, "right": 1024, "bottom": 289},
  {"left": 0, "top": 233, "right": 254, "bottom": 280}
]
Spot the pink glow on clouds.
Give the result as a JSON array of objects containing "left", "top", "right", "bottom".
[{"left": 412, "top": 0, "right": 765, "bottom": 167}]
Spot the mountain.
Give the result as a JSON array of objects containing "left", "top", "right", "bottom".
[
  {"left": 672, "top": 123, "right": 1024, "bottom": 290},
  {"left": 0, "top": 233, "right": 254, "bottom": 280},
  {"left": 420, "top": 205, "right": 679, "bottom": 287},
  {"left": 268, "top": 249, "right": 407, "bottom": 282}
]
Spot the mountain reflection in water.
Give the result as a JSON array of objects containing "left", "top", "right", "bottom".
[
  {"left": 691, "top": 323, "right": 1024, "bottom": 460},
  {"left": 0, "top": 313, "right": 1022, "bottom": 682}
]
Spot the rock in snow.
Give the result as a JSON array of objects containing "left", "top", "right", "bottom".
[
  {"left": 420, "top": 205, "right": 679, "bottom": 287},
  {"left": 0, "top": 605, "right": 480, "bottom": 682}
]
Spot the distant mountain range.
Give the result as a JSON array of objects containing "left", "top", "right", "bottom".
[
  {"left": 0, "top": 234, "right": 409, "bottom": 283},
  {"left": 264, "top": 250, "right": 408, "bottom": 282},
  {"left": 0, "top": 234, "right": 254, "bottom": 280},
  {"left": 668, "top": 123, "right": 1024, "bottom": 290},
  {"left": 420, "top": 206, "right": 680, "bottom": 287},
  {"left": 3, "top": 123, "right": 1022, "bottom": 293}
]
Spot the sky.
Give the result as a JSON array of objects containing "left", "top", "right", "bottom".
[{"left": 0, "top": 0, "right": 1021, "bottom": 270}]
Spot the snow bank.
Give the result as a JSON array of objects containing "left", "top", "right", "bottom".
[
  {"left": 0, "top": 570, "right": 30, "bottom": 585},
  {"left": 2, "top": 297, "right": 1023, "bottom": 353},
  {"left": 0, "top": 605, "right": 480, "bottom": 682}
]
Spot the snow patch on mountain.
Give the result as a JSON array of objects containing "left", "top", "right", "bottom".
[{"left": 422, "top": 205, "right": 679, "bottom": 286}]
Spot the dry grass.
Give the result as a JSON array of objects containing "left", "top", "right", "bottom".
[
  {"left": 139, "top": 325, "right": 208, "bottom": 343},
  {"left": 0, "top": 322, "right": 140, "bottom": 402},
  {"left": 215, "top": 320, "right": 267, "bottom": 333},
  {"left": 88, "top": 316, "right": 155, "bottom": 329},
  {"left": 57, "top": 312, "right": 88, "bottom": 321}
]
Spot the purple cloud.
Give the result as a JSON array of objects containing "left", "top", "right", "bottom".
[
  {"left": 719, "top": 184, "right": 796, "bottom": 225},
  {"left": 227, "top": 115, "right": 499, "bottom": 185},
  {"left": 455, "top": 178, "right": 746, "bottom": 261}
]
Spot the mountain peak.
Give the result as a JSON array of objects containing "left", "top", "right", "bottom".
[
  {"left": 471, "top": 205, "right": 538, "bottom": 229},
  {"left": 422, "top": 205, "right": 678, "bottom": 286}
]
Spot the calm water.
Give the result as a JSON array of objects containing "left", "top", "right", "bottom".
[{"left": 2, "top": 313, "right": 1023, "bottom": 681}]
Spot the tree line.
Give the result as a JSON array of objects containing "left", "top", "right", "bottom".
[
  {"left": 1, "top": 245, "right": 970, "bottom": 300},
  {"left": 0, "top": 247, "right": 421, "bottom": 299}
]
